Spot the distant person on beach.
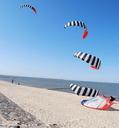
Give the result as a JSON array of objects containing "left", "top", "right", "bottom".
[
  {"left": 18, "top": 82, "right": 20, "bottom": 85},
  {"left": 11, "top": 79, "right": 14, "bottom": 84}
]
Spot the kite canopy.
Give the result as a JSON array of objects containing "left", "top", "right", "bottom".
[
  {"left": 20, "top": 4, "right": 37, "bottom": 14},
  {"left": 70, "top": 83, "right": 99, "bottom": 97},
  {"left": 81, "top": 95, "right": 116, "bottom": 110},
  {"left": 64, "top": 20, "right": 88, "bottom": 39},
  {"left": 74, "top": 51, "right": 101, "bottom": 70}
]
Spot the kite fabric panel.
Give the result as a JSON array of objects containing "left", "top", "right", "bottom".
[
  {"left": 70, "top": 83, "right": 99, "bottom": 97},
  {"left": 74, "top": 51, "right": 101, "bottom": 70}
]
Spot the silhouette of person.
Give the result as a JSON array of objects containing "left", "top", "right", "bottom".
[{"left": 12, "top": 79, "right": 14, "bottom": 84}]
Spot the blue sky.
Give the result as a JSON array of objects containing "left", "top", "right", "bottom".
[{"left": 0, "top": 0, "right": 119, "bottom": 83}]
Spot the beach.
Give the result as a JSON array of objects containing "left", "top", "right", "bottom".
[{"left": 0, "top": 81, "right": 119, "bottom": 128}]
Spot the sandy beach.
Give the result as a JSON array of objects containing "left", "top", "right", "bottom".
[{"left": 0, "top": 80, "right": 119, "bottom": 128}]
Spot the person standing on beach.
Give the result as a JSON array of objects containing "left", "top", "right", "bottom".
[
  {"left": 18, "top": 82, "right": 20, "bottom": 85},
  {"left": 11, "top": 79, "right": 14, "bottom": 84}
]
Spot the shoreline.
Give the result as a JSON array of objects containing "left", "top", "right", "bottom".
[
  {"left": 0, "top": 76, "right": 119, "bottom": 99},
  {"left": 0, "top": 80, "right": 119, "bottom": 128},
  {"left": 0, "top": 74, "right": 119, "bottom": 84}
]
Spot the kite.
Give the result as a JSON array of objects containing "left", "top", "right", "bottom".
[
  {"left": 70, "top": 83, "right": 99, "bottom": 97},
  {"left": 81, "top": 95, "right": 116, "bottom": 110},
  {"left": 74, "top": 51, "right": 101, "bottom": 70},
  {"left": 69, "top": 83, "right": 117, "bottom": 110},
  {"left": 64, "top": 20, "right": 88, "bottom": 39},
  {"left": 20, "top": 4, "right": 37, "bottom": 14}
]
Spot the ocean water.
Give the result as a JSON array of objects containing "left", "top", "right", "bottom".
[{"left": 0, "top": 75, "right": 119, "bottom": 99}]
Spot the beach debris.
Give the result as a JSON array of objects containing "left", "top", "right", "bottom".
[
  {"left": 49, "top": 123, "right": 60, "bottom": 128},
  {"left": 64, "top": 20, "right": 88, "bottom": 39},
  {"left": 74, "top": 51, "right": 101, "bottom": 70},
  {"left": 70, "top": 83, "right": 99, "bottom": 97},
  {"left": 81, "top": 95, "right": 116, "bottom": 110},
  {"left": 20, "top": 4, "right": 37, "bottom": 14}
]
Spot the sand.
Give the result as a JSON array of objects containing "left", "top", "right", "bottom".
[{"left": 0, "top": 80, "right": 119, "bottom": 128}]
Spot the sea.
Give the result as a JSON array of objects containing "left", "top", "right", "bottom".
[{"left": 0, "top": 75, "right": 119, "bottom": 99}]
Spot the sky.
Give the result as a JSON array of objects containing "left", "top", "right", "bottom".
[{"left": 0, "top": 0, "right": 119, "bottom": 83}]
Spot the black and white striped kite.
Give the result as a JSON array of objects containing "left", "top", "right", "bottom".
[
  {"left": 20, "top": 4, "right": 37, "bottom": 14},
  {"left": 74, "top": 51, "right": 101, "bottom": 70},
  {"left": 64, "top": 20, "right": 88, "bottom": 39},
  {"left": 70, "top": 83, "right": 99, "bottom": 97}
]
